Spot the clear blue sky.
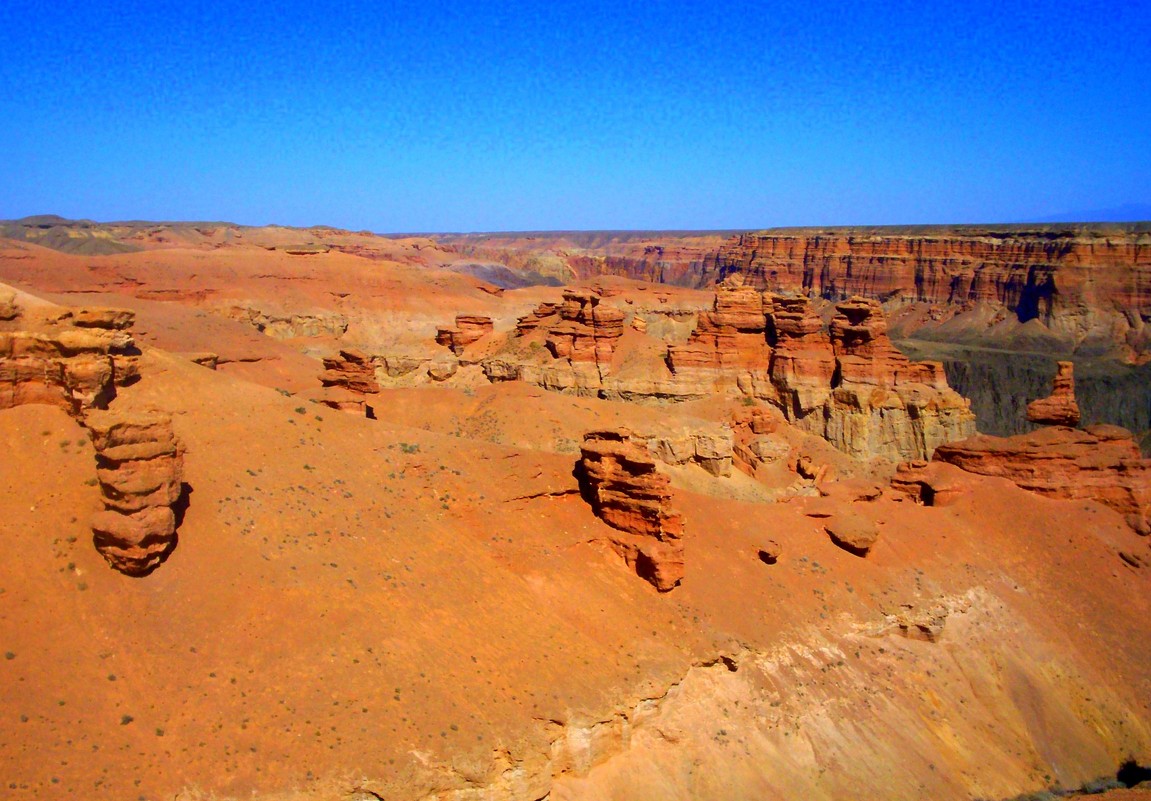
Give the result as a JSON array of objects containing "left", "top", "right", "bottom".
[{"left": 1, "top": 0, "right": 1148, "bottom": 232}]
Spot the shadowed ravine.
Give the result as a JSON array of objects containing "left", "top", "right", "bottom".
[{"left": 895, "top": 340, "right": 1151, "bottom": 450}]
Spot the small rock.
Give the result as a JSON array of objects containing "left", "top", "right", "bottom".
[
  {"left": 825, "top": 512, "right": 879, "bottom": 556},
  {"left": 757, "top": 539, "right": 781, "bottom": 564},
  {"left": 427, "top": 360, "right": 458, "bottom": 381}
]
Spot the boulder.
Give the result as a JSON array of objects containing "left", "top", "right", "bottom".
[
  {"left": 824, "top": 512, "right": 879, "bottom": 556},
  {"left": 0, "top": 288, "right": 18, "bottom": 321},
  {"left": 428, "top": 360, "right": 459, "bottom": 381}
]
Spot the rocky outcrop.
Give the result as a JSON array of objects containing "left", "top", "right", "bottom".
[
  {"left": 484, "top": 286, "right": 974, "bottom": 461},
  {"left": 515, "top": 302, "right": 560, "bottom": 335},
  {"left": 0, "top": 288, "right": 19, "bottom": 321},
  {"left": 313, "top": 348, "right": 381, "bottom": 417},
  {"left": 763, "top": 295, "right": 836, "bottom": 416},
  {"left": 1027, "top": 361, "right": 1081, "bottom": 426},
  {"left": 816, "top": 297, "right": 975, "bottom": 461},
  {"left": 890, "top": 460, "right": 971, "bottom": 507},
  {"left": 435, "top": 315, "right": 494, "bottom": 355},
  {"left": 188, "top": 352, "right": 219, "bottom": 369},
  {"left": 667, "top": 278, "right": 771, "bottom": 373},
  {"left": 934, "top": 425, "right": 1151, "bottom": 535},
  {"left": 227, "top": 304, "right": 349, "bottom": 339},
  {"left": 0, "top": 306, "right": 139, "bottom": 417},
  {"left": 320, "top": 348, "right": 379, "bottom": 394},
  {"left": 479, "top": 291, "right": 630, "bottom": 396},
  {"left": 615, "top": 426, "right": 733, "bottom": 477},
  {"left": 86, "top": 409, "right": 186, "bottom": 576},
  {"left": 735, "top": 295, "right": 975, "bottom": 462},
  {"left": 730, "top": 407, "right": 793, "bottom": 480},
  {"left": 546, "top": 291, "right": 624, "bottom": 366},
  {"left": 577, "top": 430, "right": 685, "bottom": 591}
]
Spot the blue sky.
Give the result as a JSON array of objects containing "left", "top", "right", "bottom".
[{"left": 1, "top": 0, "right": 1148, "bottom": 231}]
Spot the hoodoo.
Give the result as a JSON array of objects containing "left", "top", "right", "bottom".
[
  {"left": 1026, "top": 360, "right": 1081, "bottom": 427},
  {"left": 87, "top": 409, "right": 186, "bottom": 575}
]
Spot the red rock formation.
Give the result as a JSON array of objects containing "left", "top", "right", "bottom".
[
  {"left": 934, "top": 425, "right": 1151, "bottom": 535},
  {"left": 321, "top": 348, "right": 379, "bottom": 395},
  {"left": 315, "top": 348, "right": 380, "bottom": 417},
  {"left": 435, "top": 314, "right": 494, "bottom": 355},
  {"left": 1026, "top": 361, "right": 1081, "bottom": 427},
  {"left": 811, "top": 297, "right": 975, "bottom": 460},
  {"left": 515, "top": 302, "right": 560, "bottom": 335},
  {"left": 739, "top": 296, "right": 975, "bottom": 461},
  {"left": 570, "top": 243, "right": 723, "bottom": 286},
  {"left": 545, "top": 291, "right": 624, "bottom": 366},
  {"left": 577, "top": 429, "right": 685, "bottom": 591},
  {"left": 86, "top": 409, "right": 186, "bottom": 575},
  {"left": 715, "top": 229, "right": 1148, "bottom": 303},
  {"left": 667, "top": 278, "right": 771, "bottom": 373},
  {"left": 829, "top": 297, "right": 952, "bottom": 389},
  {"left": 890, "top": 460, "right": 971, "bottom": 507},
  {"left": 661, "top": 289, "right": 975, "bottom": 461},
  {"left": 0, "top": 307, "right": 139, "bottom": 417},
  {"left": 766, "top": 295, "right": 836, "bottom": 416}
]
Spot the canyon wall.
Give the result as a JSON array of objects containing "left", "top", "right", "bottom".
[
  {"left": 487, "top": 226, "right": 1149, "bottom": 361},
  {"left": 708, "top": 227, "right": 1151, "bottom": 360}
]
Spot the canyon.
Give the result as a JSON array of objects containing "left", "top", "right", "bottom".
[{"left": 1, "top": 217, "right": 1149, "bottom": 801}]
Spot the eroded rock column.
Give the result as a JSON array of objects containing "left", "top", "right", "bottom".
[
  {"left": 1026, "top": 361, "right": 1081, "bottom": 427},
  {"left": 86, "top": 409, "right": 186, "bottom": 576}
]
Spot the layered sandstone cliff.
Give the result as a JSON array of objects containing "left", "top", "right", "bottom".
[
  {"left": 483, "top": 289, "right": 637, "bottom": 396},
  {"left": 0, "top": 301, "right": 139, "bottom": 416},
  {"left": 0, "top": 291, "right": 188, "bottom": 574},
  {"left": 316, "top": 347, "right": 381, "bottom": 417},
  {"left": 708, "top": 227, "right": 1151, "bottom": 360},
  {"left": 577, "top": 430, "right": 685, "bottom": 591},
  {"left": 666, "top": 279, "right": 771, "bottom": 374},
  {"left": 482, "top": 282, "right": 973, "bottom": 462},
  {"left": 934, "top": 425, "right": 1150, "bottom": 535},
  {"left": 816, "top": 297, "right": 975, "bottom": 461},
  {"left": 685, "top": 291, "right": 977, "bottom": 462}
]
